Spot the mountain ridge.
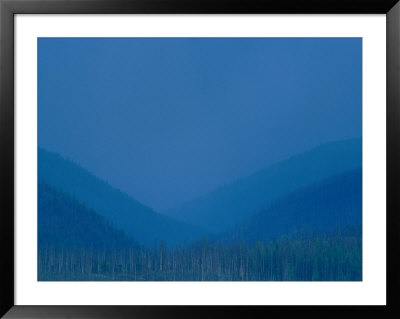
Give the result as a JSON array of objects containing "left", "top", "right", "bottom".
[
  {"left": 38, "top": 148, "right": 209, "bottom": 246},
  {"left": 164, "top": 138, "right": 362, "bottom": 233},
  {"left": 224, "top": 169, "right": 362, "bottom": 243}
]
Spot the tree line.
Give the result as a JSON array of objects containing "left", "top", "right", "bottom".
[{"left": 39, "top": 229, "right": 361, "bottom": 281}]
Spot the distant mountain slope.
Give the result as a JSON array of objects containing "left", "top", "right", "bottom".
[
  {"left": 227, "top": 169, "right": 362, "bottom": 243},
  {"left": 164, "top": 138, "right": 362, "bottom": 233},
  {"left": 38, "top": 183, "right": 138, "bottom": 251},
  {"left": 38, "top": 148, "right": 208, "bottom": 246}
]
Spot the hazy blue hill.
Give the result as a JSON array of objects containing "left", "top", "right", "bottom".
[
  {"left": 164, "top": 138, "right": 362, "bottom": 233},
  {"left": 227, "top": 169, "right": 362, "bottom": 243},
  {"left": 38, "top": 148, "right": 208, "bottom": 246},
  {"left": 38, "top": 183, "right": 138, "bottom": 251}
]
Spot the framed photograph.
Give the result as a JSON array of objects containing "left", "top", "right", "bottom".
[{"left": 1, "top": 0, "right": 399, "bottom": 318}]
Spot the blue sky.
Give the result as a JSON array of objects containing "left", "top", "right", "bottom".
[{"left": 38, "top": 38, "right": 362, "bottom": 211}]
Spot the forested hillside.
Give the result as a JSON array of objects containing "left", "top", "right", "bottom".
[
  {"left": 38, "top": 183, "right": 138, "bottom": 251},
  {"left": 38, "top": 148, "right": 208, "bottom": 246},
  {"left": 165, "top": 139, "right": 362, "bottom": 233},
  {"left": 38, "top": 143, "right": 363, "bottom": 281},
  {"left": 227, "top": 169, "right": 362, "bottom": 243},
  {"left": 38, "top": 183, "right": 361, "bottom": 281}
]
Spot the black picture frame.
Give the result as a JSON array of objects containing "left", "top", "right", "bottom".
[{"left": 1, "top": 0, "right": 399, "bottom": 318}]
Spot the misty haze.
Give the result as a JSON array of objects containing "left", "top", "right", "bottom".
[{"left": 38, "top": 38, "right": 362, "bottom": 281}]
